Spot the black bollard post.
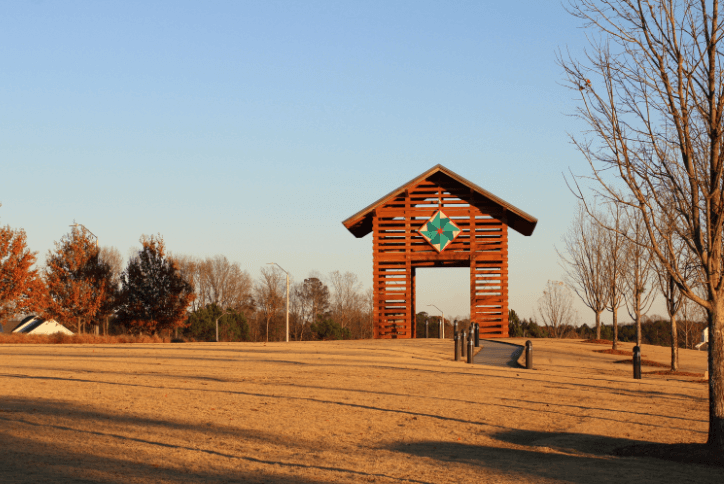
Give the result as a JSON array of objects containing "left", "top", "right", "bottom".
[
  {"left": 633, "top": 345, "right": 642, "bottom": 379},
  {"left": 461, "top": 332, "right": 467, "bottom": 359},
  {"left": 454, "top": 333, "right": 460, "bottom": 361},
  {"left": 453, "top": 320, "right": 458, "bottom": 336},
  {"left": 525, "top": 340, "right": 533, "bottom": 369},
  {"left": 425, "top": 320, "right": 429, "bottom": 339},
  {"left": 474, "top": 323, "right": 480, "bottom": 347},
  {"left": 467, "top": 337, "right": 474, "bottom": 364}
]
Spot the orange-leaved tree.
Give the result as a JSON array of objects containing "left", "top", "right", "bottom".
[
  {"left": 117, "top": 235, "right": 194, "bottom": 335},
  {"left": 44, "top": 226, "right": 114, "bottom": 333},
  {"left": 0, "top": 225, "right": 45, "bottom": 323}
]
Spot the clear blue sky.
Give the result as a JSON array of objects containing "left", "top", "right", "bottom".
[{"left": 1, "top": 1, "right": 643, "bottom": 324}]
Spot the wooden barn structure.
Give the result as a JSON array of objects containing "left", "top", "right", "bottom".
[{"left": 342, "top": 164, "right": 537, "bottom": 339}]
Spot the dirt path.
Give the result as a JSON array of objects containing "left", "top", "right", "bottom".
[{"left": 0, "top": 338, "right": 717, "bottom": 483}]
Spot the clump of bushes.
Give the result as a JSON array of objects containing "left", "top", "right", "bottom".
[
  {"left": 310, "top": 318, "right": 351, "bottom": 340},
  {"left": 0, "top": 333, "right": 169, "bottom": 344}
]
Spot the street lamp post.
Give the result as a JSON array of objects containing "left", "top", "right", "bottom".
[
  {"left": 268, "top": 263, "right": 290, "bottom": 342},
  {"left": 215, "top": 308, "right": 232, "bottom": 343},
  {"left": 427, "top": 304, "right": 444, "bottom": 339}
]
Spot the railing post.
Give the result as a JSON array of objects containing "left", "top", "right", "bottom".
[
  {"left": 474, "top": 323, "right": 480, "bottom": 347},
  {"left": 467, "top": 337, "right": 474, "bottom": 364},
  {"left": 454, "top": 333, "right": 460, "bottom": 361},
  {"left": 633, "top": 345, "right": 642, "bottom": 379},
  {"left": 461, "top": 331, "right": 467, "bottom": 359},
  {"left": 525, "top": 340, "right": 533, "bottom": 369}
]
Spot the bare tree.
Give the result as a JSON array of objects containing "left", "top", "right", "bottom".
[
  {"left": 603, "top": 206, "right": 626, "bottom": 350},
  {"left": 329, "top": 271, "right": 362, "bottom": 331},
  {"left": 537, "top": 280, "right": 578, "bottom": 338},
  {"left": 653, "top": 208, "right": 697, "bottom": 369},
  {"left": 255, "top": 266, "right": 285, "bottom": 342},
  {"left": 173, "top": 255, "right": 253, "bottom": 315},
  {"left": 365, "top": 287, "right": 374, "bottom": 339},
  {"left": 293, "top": 276, "right": 330, "bottom": 340},
  {"left": 558, "top": 203, "right": 609, "bottom": 339},
  {"left": 198, "top": 256, "right": 253, "bottom": 310},
  {"left": 561, "top": 0, "right": 724, "bottom": 447},
  {"left": 622, "top": 209, "right": 657, "bottom": 347}
]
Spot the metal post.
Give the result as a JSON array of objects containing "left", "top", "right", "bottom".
[
  {"left": 474, "top": 323, "right": 480, "bottom": 347},
  {"left": 467, "top": 337, "right": 474, "bottom": 364},
  {"left": 453, "top": 320, "right": 458, "bottom": 336},
  {"left": 461, "top": 332, "right": 467, "bottom": 359},
  {"left": 525, "top": 340, "right": 533, "bottom": 369},
  {"left": 427, "top": 304, "right": 444, "bottom": 340},
  {"left": 454, "top": 333, "right": 460, "bottom": 361},
  {"left": 633, "top": 345, "right": 642, "bottom": 379}
]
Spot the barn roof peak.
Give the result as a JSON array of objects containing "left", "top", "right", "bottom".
[{"left": 342, "top": 164, "right": 538, "bottom": 237}]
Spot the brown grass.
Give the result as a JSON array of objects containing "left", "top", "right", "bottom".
[
  {"left": 595, "top": 348, "right": 634, "bottom": 356},
  {"left": 0, "top": 338, "right": 717, "bottom": 483},
  {"left": 0, "top": 332, "right": 169, "bottom": 344},
  {"left": 582, "top": 339, "right": 613, "bottom": 344},
  {"left": 613, "top": 358, "right": 669, "bottom": 367},
  {"left": 644, "top": 370, "right": 705, "bottom": 377}
]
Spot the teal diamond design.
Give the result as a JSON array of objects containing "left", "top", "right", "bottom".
[{"left": 418, "top": 210, "right": 461, "bottom": 252}]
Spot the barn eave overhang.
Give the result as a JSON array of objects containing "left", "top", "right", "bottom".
[{"left": 341, "top": 164, "right": 538, "bottom": 238}]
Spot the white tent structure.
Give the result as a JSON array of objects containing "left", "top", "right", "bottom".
[
  {"left": 696, "top": 327, "right": 709, "bottom": 351},
  {"left": 13, "top": 316, "right": 74, "bottom": 336}
]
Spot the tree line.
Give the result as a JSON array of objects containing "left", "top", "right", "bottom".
[
  {"left": 509, "top": 309, "right": 707, "bottom": 350},
  {"left": 0, "top": 225, "right": 373, "bottom": 341}
]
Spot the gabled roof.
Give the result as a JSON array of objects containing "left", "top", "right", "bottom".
[
  {"left": 14, "top": 316, "right": 46, "bottom": 333},
  {"left": 342, "top": 164, "right": 538, "bottom": 237},
  {"left": 12, "top": 315, "right": 74, "bottom": 335}
]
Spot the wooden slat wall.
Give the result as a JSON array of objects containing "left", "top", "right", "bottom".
[{"left": 372, "top": 174, "right": 509, "bottom": 338}]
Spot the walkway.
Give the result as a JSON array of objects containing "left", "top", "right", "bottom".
[{"left": 473, "top": 339, "right": 524, "bottom": 368}]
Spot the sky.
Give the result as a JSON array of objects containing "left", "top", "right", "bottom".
[{"left": 0, "top": 1, "right": 653, "bottom": 324}]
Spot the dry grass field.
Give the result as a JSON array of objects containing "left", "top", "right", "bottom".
[{"left": 0, "top": 337, "right": 719, "bottom": 483}]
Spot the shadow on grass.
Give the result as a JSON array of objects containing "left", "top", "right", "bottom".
[
  {"left": 0, "top": 397, "right": 432, "bottom": 484},
  {"left": 386, "top": 429, "right": 721, "bottom": 483},
  {"left": 0, "top": 432, "right": 342, "bottom": 484},
  {"left": 613, "top": 442, "right": 724, "bottom": 467}
]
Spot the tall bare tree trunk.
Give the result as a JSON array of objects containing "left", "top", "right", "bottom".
[
  {"left": 670, "top": 314, "right": 679, "bottom": 371},
  {"left": 635, "top": 292, "right": 642, "bottom": 348},
  {"left": 709, "top": 304, "right": 724, "bottom": 447},
  {"left": 595, "top": 310, "right": 601, "bottom": 339},
  {"left": 612, "top": 307, "right": 618, "bottom": 351}
]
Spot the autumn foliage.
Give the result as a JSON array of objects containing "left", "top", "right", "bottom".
[
  {"left": 117, "top": 235, "right": 194, "bottom": 334},
  {"left": 0, "top": 225, "right": 45, "bottom": 322},
  {"left": 44, "top": 227, "right": 114, "bottom": 333}
]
